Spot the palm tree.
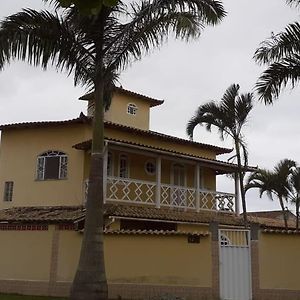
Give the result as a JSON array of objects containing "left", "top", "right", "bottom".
[
  {"left": 186, "top": 84, "right": 253, "bottom": 223},
  {"left": 0, "top": 1, "right": 226, "bottom": 299},
  {"left": 254, "top": 7, "right": 300, "bottom": 104},
  {"left": 287, "top": 166, "right": 300, "bottom": 230},
  {"left": 245, "top": 159, "right": 296, "bottom": 229}
]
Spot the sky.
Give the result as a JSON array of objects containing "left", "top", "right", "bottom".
[{"left": 0, "top": 0, "right": 299, "bottom": 212}]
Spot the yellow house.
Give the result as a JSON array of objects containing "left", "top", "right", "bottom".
[{"left": 0, "top": 88, "right": 300, "bottom": 300}]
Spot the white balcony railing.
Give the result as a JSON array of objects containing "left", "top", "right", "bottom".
[{"left": 104, "top": 176, "right": 235, "bottom": 213}]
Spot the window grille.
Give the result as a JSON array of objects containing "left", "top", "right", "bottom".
[
  {"left": 127, "top": 103, "right": 138, "bottom": 115},
  {"left": 36, "top": 151, "right": 68, "bottom": 180},
  {"left": 3, "top": 181, "right": 13, "bottom": 202}
]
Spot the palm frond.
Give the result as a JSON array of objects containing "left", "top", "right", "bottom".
[
  {"left": 254, "top": 22, "right": 300, "bottom": 65},
  {"left": 255, "top": 55, "right": 300, "bottom": 104},
  {"left": 286, "top": 0, "right": 300, "bottom": 7},
  {"left": 104, "top": 0, "right": 225, "bottom": 72},
  {"left": 0, "top": 9, "right": 94, "bottom": 88}
]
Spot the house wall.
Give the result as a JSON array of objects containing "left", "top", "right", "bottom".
[
  {"left": 0, "top": 124, "right": 90, "bottom": 209},
  {"left": 0, "top": 225, "right": 213, "bottom": 299},
  {"left": 106, "top": 127, "right": 217, "bottom": 160},
  {"left": 259, "top": 233, "right": 300, "bottom": 290},
  {"left": 104, "top": 93, "right": 151, "bottom": 130},
  {"left": 0, "top": 226, "right": 53, "bottom": 281},
  {"left": 58, "top": 231, "right": 212, "bottom": 287}
]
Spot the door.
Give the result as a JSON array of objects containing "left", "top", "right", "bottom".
[
  {"left": 219, "top": 229, "right": 252, "bottom": 300},
  {"left": 171, "top": 164, "right": 185, "bottom": 207}
]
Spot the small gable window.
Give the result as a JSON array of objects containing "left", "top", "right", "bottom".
[
  {"left": 37, "top": 151, "right": 68, "bottom": 180},
  {"left": 127, "top": 103, "right": 138, "bottom": 115}
]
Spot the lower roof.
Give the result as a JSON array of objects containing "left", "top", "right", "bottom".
[{"left": 0, "top": 204, "right": 296, "bottom": 230}]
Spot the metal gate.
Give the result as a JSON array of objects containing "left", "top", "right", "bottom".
[{"left": 219, "top": 229, "right": 252, "bottom": 300}]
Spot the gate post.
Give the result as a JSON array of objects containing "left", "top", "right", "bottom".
[
  {"left": 250, "top": 223, "right": 260, "bottom": 300},
  {"left": 210, "top": 222, "right": 220, "bottom": 300}
]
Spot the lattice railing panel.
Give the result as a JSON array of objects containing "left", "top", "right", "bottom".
[
  {"left": 160, "top": 184, "right": 196, "bottom": 209},
  {"left": 107, "top": 177, "right": 156, "bottom": 204}
]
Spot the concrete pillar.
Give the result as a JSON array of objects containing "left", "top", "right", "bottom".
[
  {"left": 210, "top": 222, "right": 220, "bottom": 300},
  {"left": 250, "top": 223, "right": 260, "bottom": 300}
]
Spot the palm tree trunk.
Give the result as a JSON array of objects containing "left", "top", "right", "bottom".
[
  {"left": 234, "top": 139, "right": 247, "bottom": 224},
  {"left": 279, "top": 196, "right": 288, "bottom": 230},
  {"left": 70, "top": 13, "right": 108, "bottom": 300}
]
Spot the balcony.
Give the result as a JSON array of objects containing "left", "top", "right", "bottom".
[{"left": 104, "top": 176, "right": 235, "bottom": 212}]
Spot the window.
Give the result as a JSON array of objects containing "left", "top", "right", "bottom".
[
  {"left": 127, "top": 103, "right": 138, "bottom": 115},
  {"left": 107, "top": 152, "right": 113, "bottom": 176},
  {"left": 37, "top": 151, "right": 68, "bottom": 180},
  {"left": 119, "top": 154, "right": 129, "bottom": 178},
  {"left": 145, "top": 161, "right": 156, "bottom": 175},
  {"left": 3, "top": 181, "right": 13, "bottom": 202}
]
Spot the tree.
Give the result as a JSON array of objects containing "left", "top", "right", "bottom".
[
  {"left": 0, "top": 1, "right": 226, "bottom": 299},
  {"left": 56, "top": 0, "right": 117, "bottom": 15},
  {"left": 254, "top": 3, "right": 300, "bottom": 104},
  {"left": 245, "top": 159, "right": 296, "bottom": 229},
  {"left": 287, "top": 166, "right": 300, "bottom": 230},
  {"left": 186, "top": 84, "right": 253, "bottom": 224}
]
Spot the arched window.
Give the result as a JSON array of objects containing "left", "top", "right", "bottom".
[
  {"left": 37, "top": 151, "right": 68, "bottom": 180},
  {"left": 127, "top": 103, "right": 138, "bottom": 115}
]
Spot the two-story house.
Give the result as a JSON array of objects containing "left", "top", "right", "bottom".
[{"left": 0, "top": 88, "right": 300, "bottom": 300}]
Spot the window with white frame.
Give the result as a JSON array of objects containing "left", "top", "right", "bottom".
[
  {"left": 127, "top": 103, "right": 138, "bottom": 115},
  {"left": 3, "top": 181, "right": 13, "bottom": 202},
  {"left": 119, "top": 154, "right": 129, "bottom": 178},
  {"left": 107, "top": 152, "right": 113, "bottom": 176},
  {"left": 36, "top": 151, "right": 68, "bottom": 180},
  {"left": 145, "top": 160, "right": 156, "bottom": 175}
]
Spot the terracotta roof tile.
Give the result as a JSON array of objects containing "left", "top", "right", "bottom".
[
  {"left": 73, "top": 137, "right": 256, "bottom": 173},
  {"left": 103, "top": 229, "right": 210, "bottom": 236},
  {"left": 79, "top": 87, "right": 164, "bottom": 107},
  {"left": 0, "top": 113, "right": 90, "bottom": 130},
  {"left": 0, "top": 206, "right": 85, "bottom": 223},
  {"left": 0, "top": 204, "right": 295, "bottom": 230}
]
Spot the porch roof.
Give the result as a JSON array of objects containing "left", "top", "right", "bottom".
[
  {"left": 73, "top": 137, "right": 256, "bottom": 174},
  {"left": 0, "top": 204, "right": 293, "bottom": 230}
]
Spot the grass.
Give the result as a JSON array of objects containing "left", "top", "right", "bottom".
[{"left": 0, "top": 295, "right": 67, "bottom": 300}]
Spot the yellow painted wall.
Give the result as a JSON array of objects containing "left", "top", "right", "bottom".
[
  {"left": 0, "top": 124, "right": 90, "bottom": 209},
  {"left": 105, "top": 127, "right": 217, "bottom": 160},
  {"left": 58, "top": 231, "right": 212, "bottom": 287},
  {"left": 0, "top": 227, "right": 54, "bottom": 281},
  {"left": 104, "top": 93, "right": 150, "bottom": 130},
  {"left": 259, "top": 233, "right": 300, "bottom": 290}
]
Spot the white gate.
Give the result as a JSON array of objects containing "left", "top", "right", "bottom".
[{"left": 219, "top": 229, "right": 252, "bottom": 300}]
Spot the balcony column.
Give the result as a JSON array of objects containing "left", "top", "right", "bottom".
[
  {"left": 103, "top": 144, "right": 108, "bottom": 204},
  {"left": 155, "top": 156, "right": 161, "bottom": 208},
  {"left": 195, "top": 163, "right": 200, "bottom": 212},
  {"left": 234, "top": 172, "right": 240, "bottom": 215}
]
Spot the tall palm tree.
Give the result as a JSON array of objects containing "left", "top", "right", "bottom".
[
  {"left": 245, "top": 159, "right": 296, "bottom": 229},
  {"left": 0, "top": 1, "right": 226, "bottom": 299},
  {"left": 254, "top": 6, "right": 300, "bottom": 104},
  {"left": 288, "top": 166, "right": 300, "bottom": 230},
  {"left": 186, "top": 84, "right": 254, "bottom": 224}
]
